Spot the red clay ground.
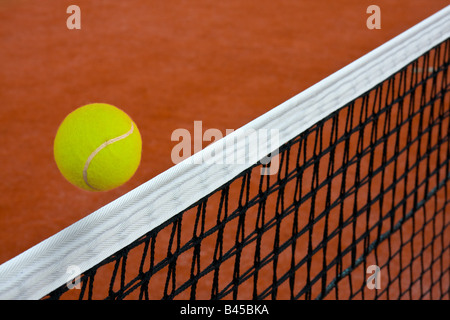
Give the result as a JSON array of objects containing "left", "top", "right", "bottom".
[{"left": 0, "top": 0, "right": 448, "bottom": 287}]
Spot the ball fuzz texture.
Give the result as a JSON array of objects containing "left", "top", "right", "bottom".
[{"left": 54, "top": 103, "right": 142, "bottom": 192}]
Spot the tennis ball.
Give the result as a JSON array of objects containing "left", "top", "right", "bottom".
[{"left": 54, "top": 103, "right": 142, "bottom": 191}]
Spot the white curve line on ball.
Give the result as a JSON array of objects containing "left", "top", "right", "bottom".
[{"left": 83, "top": 122, "right": 135, "bottom": 190}]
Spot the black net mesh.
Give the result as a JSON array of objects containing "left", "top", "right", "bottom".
[{"left": 45, "top": 38, "right": 449, "bottom": 300}]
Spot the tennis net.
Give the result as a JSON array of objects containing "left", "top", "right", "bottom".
[{"left": 0, "top": 6, "right": 449, "bottom": 300}]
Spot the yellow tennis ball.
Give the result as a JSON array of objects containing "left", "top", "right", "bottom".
[{"left": 54, "top": 103, "right": 142, "bottom": 192}]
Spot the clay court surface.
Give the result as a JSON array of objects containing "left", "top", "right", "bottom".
[{"left": 0, "top": 0, "right": 448, "bottom": 271}]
